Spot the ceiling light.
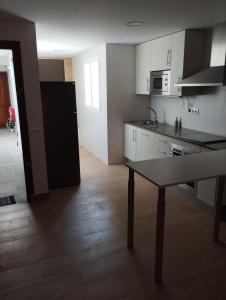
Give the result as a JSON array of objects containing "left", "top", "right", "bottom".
[{"left": 126, "top": 21, "right": 145, "bottom": 27}]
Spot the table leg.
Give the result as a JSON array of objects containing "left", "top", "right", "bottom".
[
  {"left": 213, "top": 176, "right": 225, "bottom": 242},
  {"left": 154, "top": 187, "right": 166, "bottom": 282},
  {"left": 127, "top": 168, "right": 134, "bottom": 249}
]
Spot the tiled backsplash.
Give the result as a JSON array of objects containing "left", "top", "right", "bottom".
[{"left": 150, "top": 86, "right": 226, "bottom": 136}]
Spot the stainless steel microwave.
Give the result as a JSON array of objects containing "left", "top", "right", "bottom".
[{"left": 150, "top": 70, "right": 171, "bottom": 96}]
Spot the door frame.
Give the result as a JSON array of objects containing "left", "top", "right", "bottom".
[{"left": 0, "top": 41, "right": 34, "bottom": 201}]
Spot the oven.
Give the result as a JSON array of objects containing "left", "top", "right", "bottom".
[
  {"left": 150, "top": 70, "right": 171, "bottom": 96},
  {"left": 170, "top": 143, "right": 198, "bottom": 194}
]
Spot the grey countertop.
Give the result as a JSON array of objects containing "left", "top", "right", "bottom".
[
  {"left": 206, "top": 142, "right": 226, "bottom": 150},
  {"left": 126, "top": 121, "right": 226, "bottom": 149},
  {"left": 126, "top": 149, "right": 226, "bottom": 188}
]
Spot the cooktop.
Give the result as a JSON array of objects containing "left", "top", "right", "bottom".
[{"left": 180, "top": 133, "right": 226, "bottom": 144}]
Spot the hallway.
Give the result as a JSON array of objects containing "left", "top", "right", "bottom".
[
  {"left": 0, "top": 148, "right": 226, "bottom": 299},
  {"left": 0, "top": 128, "right": 26, "bottom": 203}
]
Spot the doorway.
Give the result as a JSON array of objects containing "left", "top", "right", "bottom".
[{"left": 0, "top": 41, "right": 33, "bottom": 204}]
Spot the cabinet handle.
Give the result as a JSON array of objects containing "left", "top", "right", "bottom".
[
  {"left": 132, "top": 130, "right": 136, "bottom": 142},
  {"left": 178, "top": 76, "right": 182, "bottom": 94},
  {"left": 167, "top": 50, "right": 172, "bottom": 66},
  {"left": 147, "top": 79, "right": 150, "bottom": 91},
  {"left": 169, "top": 50, "right": 172, "bottom": 65},
  {"left": 167, "top": 50, "right": 170, "bottom": 65},
  {"left": 158, "top": 137, "right": 168, "bottom": 144}
]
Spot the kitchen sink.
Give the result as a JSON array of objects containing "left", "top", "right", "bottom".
[
  {"left": 143, "top": 124, "right": 159, "bottom": 128},
  {"left": 142, "top": 120, "right": 159, "bottom": 128}
]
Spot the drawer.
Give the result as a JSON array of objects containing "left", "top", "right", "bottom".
[
  {"left": 174, "top": 139, "right": 201, "bottom": 152},
  {"left": 156, "top": 134, "right": 171, "bottom": 147},
  {"left": 156, "top": 145, "right": 170, "bottom": 158},
  {"left": 154, "top": 132, "right": 201, "bottom": 153}
]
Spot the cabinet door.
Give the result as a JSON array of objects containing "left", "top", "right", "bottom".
[
  {"left": 136, "top": 42, "right": 151, "bottom": 95},
  {"left": 170, "top": 31, "right": 185, "bottom": 96},
  {"left": 150, "top": 35, "right": 172, "bottom": 71},
  {"left": 124, "top": 124, "right": 137, "bottom": 161},
  {"left": 196, "top": 147, "right": 216, "bottom": 207},
  {"left": 136, "top": 128, "right": 156, "bottom": 161}
]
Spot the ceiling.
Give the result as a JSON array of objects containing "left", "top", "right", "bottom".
[{"left": 0, "top": 0, "right": 226, "bottom": 57}]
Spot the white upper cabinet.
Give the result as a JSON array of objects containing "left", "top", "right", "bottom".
[
  {"left": 136, "top": 29, "right": 209, "bottom": 97},
  {"left": 170, "top": 31, "right": 186, "bottom": 96},
  {"left": 150, "top": 35, "right": 172, "bottom": 71},
  {"left": 136, "top": 41, "right": 151, "bottom": 95}
]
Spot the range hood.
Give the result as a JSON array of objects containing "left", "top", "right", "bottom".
[
  {"left": 175, "top": 66, "right": 225, "bottom": 87},
  {"left": 175, "top": 22, "right": 226, "bottom": 87}
]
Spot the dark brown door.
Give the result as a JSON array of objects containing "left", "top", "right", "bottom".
[
  {"left": 41, "top": 81, "right": 80, "bottom": 189},
  {"left": 0, "top": 72, "right": 10, "bottom": 127}
]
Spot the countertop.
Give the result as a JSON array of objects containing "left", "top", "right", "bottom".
[
  {"left": 126, "top": 121, "right": 226, "bottom": 149},
  {"left": 126, "top": 149, "right": 226, "bottom": 188},
  {"left": 206, "top": 142, "right": 226, "bottom": 150}
]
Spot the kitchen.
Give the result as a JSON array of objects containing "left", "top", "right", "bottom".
[
  {"left": 125, "top": 21, "right": 226, "bottom": 209},
  {"left": 1, "top": 2, "right": 226, "bottom": 299},
  {"left": 121, "top": 20, "right": 226, "bottom": 284}
]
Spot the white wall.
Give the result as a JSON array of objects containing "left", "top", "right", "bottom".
[
  {"left": 150, "top": 86, "right": 226, "bottom": 136},
  {"left": 73, "top": 43, "right": 147, "bottom": 165},
  {"left": 73, "top": 44, "right": 108, "bottom": 164},
  {"left": 106, "top": 44, "right": 148, "bottom": 164},
  {"left": 0, "top": 18, "right": 48, "bottom": 195}
]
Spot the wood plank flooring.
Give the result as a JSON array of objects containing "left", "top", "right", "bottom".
[{"left": 0, "top": 147, "right": 226, "bottom": 299}]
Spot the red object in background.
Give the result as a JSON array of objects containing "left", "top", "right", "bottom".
[{"left": 9, "top": 106, "right": 16, "bottom": 122}]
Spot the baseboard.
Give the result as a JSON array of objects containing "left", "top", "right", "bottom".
[{"left": 30, "top": 192, "right": 49, "bottom": 202}]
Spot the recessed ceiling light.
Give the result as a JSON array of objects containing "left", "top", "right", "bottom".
[{"left": 126, "top": 21, "right": 145, "bottom": 27}]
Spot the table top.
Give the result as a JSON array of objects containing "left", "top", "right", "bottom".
[{"left": 125, "top": 150, "right": 226, "bottom": 188}]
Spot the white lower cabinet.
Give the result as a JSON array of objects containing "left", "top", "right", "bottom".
[
  {"left": 124, "top": 124, "right": 137, "bottom": 161},
  {"left": 196, "top": 179, "right": 217, "bottom": 207},
  {"left": 124, "top": 125, "right": 171, "bottom": 162},
  {"left": 124, "top": 125, "right": 226, "bottom": 207},
  {"left": 136, "top": 128, "right": 156, "bottom": 161},
  {"left": 196, "top": 147, "right": 217, "bottom": 207}
]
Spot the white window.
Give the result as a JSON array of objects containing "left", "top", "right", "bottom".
[{"left": 84, "top": 60, "right": 100, "bottom": 110}]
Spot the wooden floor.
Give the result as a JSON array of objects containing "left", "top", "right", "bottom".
[{"left": 0, "top": 147, "right": 226, "bottom": 300}]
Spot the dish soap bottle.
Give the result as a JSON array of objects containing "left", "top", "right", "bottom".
[
  {"left": 175, "top": 116, "right": 179, "bottom": 129},
  {"left": 179, "top": 117, "right": 182, "bottom": 130}
]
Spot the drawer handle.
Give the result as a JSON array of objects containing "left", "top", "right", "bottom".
[
  {"left": 158, "top": 150, "right": 168, "bottom": 155},
  {"left": 142, "top": 133, "right": 149, "bottom": 137},
  {"left": 158, "top": 138, "right": 168, "bottom": 144}
]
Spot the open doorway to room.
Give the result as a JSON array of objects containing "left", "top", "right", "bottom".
[{"left": 0, "top": 45, "right": 32, "bottom": 205}]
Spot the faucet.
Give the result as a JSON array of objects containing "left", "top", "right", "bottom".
[{"left": 145, "top": 106, "right": 158, "bottom": 124}]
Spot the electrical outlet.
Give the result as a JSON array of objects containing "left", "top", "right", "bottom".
[{"left": 190, "top": 107, "right": 199, "bottom": 115}]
